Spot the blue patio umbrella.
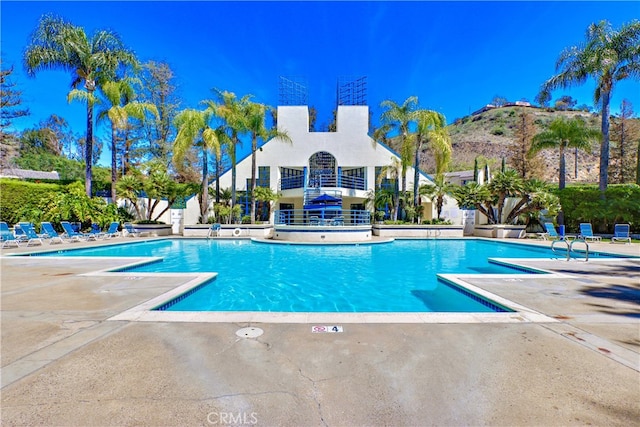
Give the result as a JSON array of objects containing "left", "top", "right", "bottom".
[{"left": 310, "top": 193, "right": 341, "bottom": 204}]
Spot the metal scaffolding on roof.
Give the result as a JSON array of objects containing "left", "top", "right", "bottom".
[
  {"left": 278, "top": 76, "right": 308, "bottom": 106},
  {"left": 337, "top": 76, "right": 367, "bottom": 106}
]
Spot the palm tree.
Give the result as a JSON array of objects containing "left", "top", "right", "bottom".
[
  {"left": 206, "top": 90, "right": 252, "bottom": 209},
  {"left": 452, "top": 182, "right": 495, "bottom": 223},
  {"left": 376, "top": 157, "right": 403, "bottom": 221},
  {"left": 244, "top": 102, "right": 291, "bottom": 223},
  {"left": 98, "top": 78, "right": 158, "bottom": 201},
  {"left": 173, "top": 108, "right": 221, "bottom": 222},
  {"left": 529, "top": 117, "right": 600, "bottom": 189},
  {"left": 487, "top": 170, "right": 524, "bottom": 223},
  {"left": 24, "top": 14, "right": 137, "bottom": 197},
  {"left": 414, "top": 110, "right": 451, "bottom": 207},
  {"left": 116, "top": 173, "right": 143, "bottom": 219},
  {"left": 419, "top": 175, "right": 454, "bottom": 220},
  {"left": 374, "top": 97, "right": 419, "bottom": 201},
  {"left": 540, "top": 19, "right": 640, "bottom": 193}
]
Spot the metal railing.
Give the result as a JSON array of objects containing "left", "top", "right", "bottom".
[
  {"left": 551, "top": 238, "right": 589, "bottom": 261},
  {"left": 275, "top": 209, "right": 371, "bottom": 226},
  {"left": 569, "top": 239, "right": 589, "bottom": 261},
  {"left": 340, "top": 174, "right": 366, "bottom": 190},
  {"left": 280, "top": 174, "right": 366, "bottom": 191},
  {"left": 281, "top": 175, "right": 305, "bottom": 190}
]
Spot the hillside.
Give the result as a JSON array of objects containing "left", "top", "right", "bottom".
[{"left": 404, "top": 106, "right": 637, "bottom": 185}]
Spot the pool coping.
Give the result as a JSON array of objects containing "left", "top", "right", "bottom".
[
  {"left": 97, "top": 254, "right": 566, "bottom": 324},
  {"left": 6, "top": 238, "right": 637, "bottom": 325}
]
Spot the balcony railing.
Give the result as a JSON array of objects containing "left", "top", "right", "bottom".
[
  {"left": 275, "top": 209, "right": 371, "bottom": 226},
  {"left": 280, "top": 174, "right": 366, "bottom": 191},
  {"left": 281, "top": 175, "right": 305, "bottom": 190}
]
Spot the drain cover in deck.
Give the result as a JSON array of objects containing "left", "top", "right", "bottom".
[{"left": 236, "top": 327, "right": 264, "bottom": 338}]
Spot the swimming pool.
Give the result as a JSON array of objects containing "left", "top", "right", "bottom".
[{"left": 34, "top": 238, "right": 568, "bottom": 313}]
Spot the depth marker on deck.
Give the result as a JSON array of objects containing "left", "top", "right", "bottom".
[{"left": 312, "top": 325, "right": 343, "bottom": 333}]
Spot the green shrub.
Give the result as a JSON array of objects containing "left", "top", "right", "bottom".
[
  {"left": 491, "top": 126, "right": 505, "bottom": 135},
  {"left": 0, "top": 179, "right": 62, "bottom": 225},
  {"left": 557, "top": 184, "right": 640, "bottom": 233},
  {"left": 0, "top": 179, "right": 128, "bottom": 230}
]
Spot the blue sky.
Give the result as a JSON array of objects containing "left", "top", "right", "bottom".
[{"left": 2, "top": 1, "right": 639, "bottom": 165}]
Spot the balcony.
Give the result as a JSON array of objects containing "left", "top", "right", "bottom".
[
  {"left": 275, "top": 209, "right": 371, "bottom": 226},
  {"left": 279, "top": 173, "right": 366, "bottom": 191}
]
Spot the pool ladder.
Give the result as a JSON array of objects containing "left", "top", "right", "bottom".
[{"left": 551, "top": 238, "right": 589, "bottom": 261}]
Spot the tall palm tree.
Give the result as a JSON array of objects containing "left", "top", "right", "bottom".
[
  {"left": 529, "top": 117, "right": 600, "bottom": 189},
  {"left": 540, "top": 19, "right": 640, "bottom": 193},
  {"left": 414, "top": 109, "right": 451, "bottom": 207},
  {"left": 374, "top": 97, "right": 419, "bottom": 201},
  {"left": 173, "top": 108, "right": 221, "bottom": 222},
  {"left": 206, "top": 90, "right": 252, "bottom": 209},
  {"left": 24, "top": 14, "right": 137, "bottom": 197},
  {"left": 376, "top": 157, "right": 403, "bottom": 221},
  {"left": 98, "top": 78, "right": 158, "bottom": 201},
  {"left": 244, "top": 102, "right": 291, "bottom": 223}
]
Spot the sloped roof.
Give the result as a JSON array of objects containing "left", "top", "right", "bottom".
[{"left": 0, "top": 167, "right": 60, "bottom": 180}]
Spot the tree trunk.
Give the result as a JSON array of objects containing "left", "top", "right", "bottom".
[
  {"left": 599, "top": 91, "right": 611, "bottom": 194},
  {"left": 230, "top": 133, "right": 237, "bottom": 210},
  {"left": 413, "top": 138, "right": 421, "bottom": 211},
  {"left": 111, "top": 124, "right": 118, "bottom": 202},
  {"left": 201, "top": 148, "right": 208, "bottom": 223},
  {"left": 215, "top": 156, "right": 221, "bottom": 203},
  {"left": 250, "top": 134, "right": 257, "bottom": 224},
  {"left": 636, "top": 140, "right": 640, "bottom": 185},
  {"left": 85, "top": 97, "right": 94, "bottom": 197},
  {"left": 559, "top": 143, "right": 566, "bottom": 190},
  {"left": 620, "top": 119, "right": 625, "bottom": 183}
]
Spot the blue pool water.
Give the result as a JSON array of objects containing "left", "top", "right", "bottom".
[{"left": 33, "top": 239, "right": 564, "bottom": 313}]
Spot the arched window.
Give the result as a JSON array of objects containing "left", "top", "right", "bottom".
[{"left": 308, "top": 151, "right": 336, "bottom": 187}]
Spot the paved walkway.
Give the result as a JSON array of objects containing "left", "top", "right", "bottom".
[{"left": 1, "top": 237, "right": 638, "bottom": 426}]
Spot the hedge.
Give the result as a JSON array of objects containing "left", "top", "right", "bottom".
[
  {"left": 0, "top": 179, "right": 63, "bottom": 225},
  {"left": 556, "top": 184, "right": 640, "bottom": 233}
]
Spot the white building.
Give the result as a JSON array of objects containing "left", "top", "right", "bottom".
[{"left": 179, "top": 105, "right": 462, "bottom": 230}]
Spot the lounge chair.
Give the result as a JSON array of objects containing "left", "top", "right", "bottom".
[
  {"left": 0, "top": 221, "right": 21, "bottom": 248},
  {"left": 208, "top": 223, "right": 221, "bottom": 238},
  {"left": 60, "top": 221, "right": 91, "bottom": 242},
  {"left": 540, "top": 222, "right": 574, "bottom": 241},
  {"left": 578, "top": 223, "right": 602, "bottom": 242},
  {"left": 18, "top": 222, "right": 43, "bottom": 246},
  {"left": 331, "top": 216, "right": 344, "bottom": 226},
  {"left": 309, "top": 216, "right": 320, "bottom": 225},
  {"left": 40, "top": 222, "right": 64, "bottom": 244},
  {"left": 89, "top": 223, "right": 106, "bottom": 239},
  {"left": 104, "top": 221, "right": 120, "bottom": 238},
  {"left": 13, "top": 224, "right": 27, "bottom": 242},
  {"left": 611, "top": 224, "right": 632, "bottom": 244},
  {"left": 123, "top": 222, "right": 140, "bottom": 237}
]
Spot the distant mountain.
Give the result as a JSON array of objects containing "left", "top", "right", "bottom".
[{"left": 392, "top": 105, "right": 638, "bottom": 185}]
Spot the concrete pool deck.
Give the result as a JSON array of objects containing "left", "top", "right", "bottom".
[{"left": 1, "top": 237, "right": 638, "bottom": 425}]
